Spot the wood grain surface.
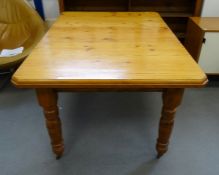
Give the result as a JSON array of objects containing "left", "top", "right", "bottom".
[
  {"left": 190, "top": 17, "right": 219, "bottom": 32},
  {"left": 12, "top": 12, "right": 207, "bottom": 88}
]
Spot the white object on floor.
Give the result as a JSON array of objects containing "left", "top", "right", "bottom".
[{"left": 0, "top": 47, "right": 24, "bottom": 57}]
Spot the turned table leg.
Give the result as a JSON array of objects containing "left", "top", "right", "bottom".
[
  {"left": 156, "top": 88, "right": 184, "bottom": 158},
  {"left": 36, "top": 89, "right": 64, "bottom": 159}
]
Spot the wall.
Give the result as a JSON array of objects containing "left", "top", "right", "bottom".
[
  {"left": 27, "top": 0, "right": 60, "bottom": 20},
  {"left": 42, "top": 0, "right": 60, "bottom": 21},
  {"left": 201, "top": 0, "right": 219, "bottom": 17}
]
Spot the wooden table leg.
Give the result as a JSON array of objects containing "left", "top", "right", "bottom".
[
  {"left": 36, "top": 89, "right": 64, "bottom": 159},
  {"left": 156, "top": 88, "right": 184, "bottom": 158}
]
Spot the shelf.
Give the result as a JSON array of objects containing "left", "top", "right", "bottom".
[{"left": 66, "top": 6, "right": 128, "bottom": 11}]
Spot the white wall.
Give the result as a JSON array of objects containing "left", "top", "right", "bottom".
[
  {"left": 42, "top": 0, "right": 60, "bottom": 20},
  {"left": 201, "top": 0, "right": 219, "bottom": 17}
]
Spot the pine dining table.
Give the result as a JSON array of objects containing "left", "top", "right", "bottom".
[{"left": 12, "top": 12, "right": 207, "bottom": 159}]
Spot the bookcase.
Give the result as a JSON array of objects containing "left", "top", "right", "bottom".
[{"left": 58, "top": 0, "right": 203, "bottom": 42}]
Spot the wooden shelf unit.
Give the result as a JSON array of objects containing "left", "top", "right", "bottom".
[
  {"left": 185, "top": 17, "right": 219, "bottom": 74},
  {"left": 59, "top": 0, "right": 203, "bottom": 42}
]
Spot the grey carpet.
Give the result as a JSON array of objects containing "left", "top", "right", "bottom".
[{"left": 0, "top": 83, "right": 219, "bottom": 175}]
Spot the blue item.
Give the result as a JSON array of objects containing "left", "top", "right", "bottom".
[{"left": 33, "top": 0, "right": 45, "bottom": 20}]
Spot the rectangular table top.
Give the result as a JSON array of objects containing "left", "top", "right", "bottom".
[{"left": 12, "top": 12, "right": 207, "bottom": 88}]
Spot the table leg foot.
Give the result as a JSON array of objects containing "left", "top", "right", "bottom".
[
  {"left": 156, "top": 153, "right": 163, "bottom": 159},
  {"left": 156, "top": 88, "right": 184, "bottom": 157},
  {"left": 36, "top": 89, "right": 64, "bottom": 158},
  {"left": 156, "top": 143, "right": 168, "bottom": 158},
  {"left": 56, "top": 155, "right": 62, "bottom": 160},
  {"left": 53, "top": 143, "right": 64, "bottom": 158}
]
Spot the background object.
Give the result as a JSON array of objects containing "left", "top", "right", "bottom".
[
  {"left": 33, "top": 0, "right": 45, "bottom": 20},
  {"left": 185, "top": 17, "right": 219, "bottom": 74}
]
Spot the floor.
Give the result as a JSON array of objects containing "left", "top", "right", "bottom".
[{"left": 0, "top": 81, "right": 219, "bottom": 175}]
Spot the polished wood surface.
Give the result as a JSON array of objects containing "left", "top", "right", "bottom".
[
  {"left": 59, "top": 0, "right": 203, "bottom": 41},
  {"left": 12, "top": 12, "right": 207, "bottom": 159},
  {"left": 156, "top": 88, "right": 184, "bottom": 158},
  {"left": 194, "top": 0, "right": 204, "bottom": 16},
  {"left": 185, "top": 18, "right": 204, "bottom": 62},
  {"left": 58, "top": 0, "right": 64, "bottom": 12},
  {"left": 12, "top": 12, "right": 207, "bottom": 88},
  {"left": 190, "top": 17, "right": 219, "bottom": 32},
  {"left": 36, "top": 89, "right": 64, "bottom": 158}
]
